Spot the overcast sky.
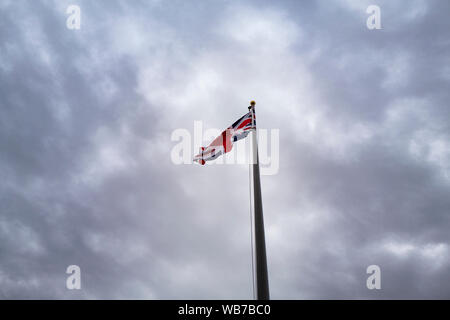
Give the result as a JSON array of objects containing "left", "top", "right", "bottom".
[{"left": 1, "top": 0, "right": 450, "bottom": 299}]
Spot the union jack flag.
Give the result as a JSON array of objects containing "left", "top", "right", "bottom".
[{"left": 193, "top": 110, "right": 255, "bottom": 165}]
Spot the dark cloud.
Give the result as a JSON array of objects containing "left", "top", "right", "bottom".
[{"left": 0, "top": 0, "right": 449, "bottom": 299}]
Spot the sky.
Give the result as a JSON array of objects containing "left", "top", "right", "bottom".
[{"left": 1, "top": 0, "right": 450, "bottom": 299}]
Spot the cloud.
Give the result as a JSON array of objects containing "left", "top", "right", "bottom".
[{"left": 0, "top": 0, "right": 449, "bottom": 299}]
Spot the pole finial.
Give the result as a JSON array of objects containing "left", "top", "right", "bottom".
[{"left": 250, "top": 100, "right": 256, "bottom": 106}]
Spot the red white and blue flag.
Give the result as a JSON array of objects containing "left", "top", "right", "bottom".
[{"left": 194, "top": 110, "right": 255, "bottom": 165}]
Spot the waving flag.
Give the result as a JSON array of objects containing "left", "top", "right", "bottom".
[
  {"left": 193, "top": 111, "right": 255, "bottom": 165},
  {"left": 193, "top": 101, "right": 270, "bottom": 300}
]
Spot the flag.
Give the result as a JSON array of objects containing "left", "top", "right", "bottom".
[
  {"left": 192, "top": 101, "right": 269, "bottom": 300},
  {"left": 193, "top": 111, "right": 255, "bottom": 165}
]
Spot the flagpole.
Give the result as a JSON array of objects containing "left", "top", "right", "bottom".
[{"left": 248, "top": 100, "right": 270, "bottom": 300}]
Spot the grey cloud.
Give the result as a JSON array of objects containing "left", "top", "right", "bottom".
[{"left": 0, "top": 0, "right": 449, "bottom": 299}]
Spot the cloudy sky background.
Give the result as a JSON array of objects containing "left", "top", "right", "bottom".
[{"left": 1, "top": 0, "right": 450, "bottom": 299}]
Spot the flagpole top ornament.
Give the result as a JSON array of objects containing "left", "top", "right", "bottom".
[{"left": 249, "top": 100, "right": 256, "bottom": 110}]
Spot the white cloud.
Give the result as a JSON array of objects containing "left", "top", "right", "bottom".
[{"left": 382, "top": 239, "right": 449, "bottom": 270}]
